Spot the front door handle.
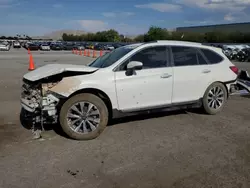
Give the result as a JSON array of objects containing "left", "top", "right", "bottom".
[
  {"left": 202, "top": 69, "right": 211, "bottom": 74},
  {"left": 161, "top": 73, "right": 172, "bottom": 78}
]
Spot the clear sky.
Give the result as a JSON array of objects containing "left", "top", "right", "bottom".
[{"left": 0, "top": 0, "right": 250, "bottom": 36}]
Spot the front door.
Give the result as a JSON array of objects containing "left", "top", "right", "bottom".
[{"left": 114, "top": 46, "right": 173, "bottom": 112}]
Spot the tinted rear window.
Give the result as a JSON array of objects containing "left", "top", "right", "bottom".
[
  {"left": 197, "top": 52, "right": 208, "bottom": 65},
  {"left": 200, "top": 48, "right": 223, "bottom": 64},
  {"left": 171, "top": 46, "right": 198, "bottom": 66}
]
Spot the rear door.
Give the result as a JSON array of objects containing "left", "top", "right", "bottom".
[
  {"left": 199, "top": 47, "right": 228, "bottom": 80},
  {"left": 171, "top": 46, "right": 212, "bottom": 103}
]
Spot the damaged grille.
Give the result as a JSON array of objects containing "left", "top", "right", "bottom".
[
  {"left": 21, "top": 80, "right": 42, "bottom": 112},
  {"left": 21, "top": 82, "right": 31, "bottom": 97},
  {"left": 22, "top": 82, "right": 41, "bottom": 97}
]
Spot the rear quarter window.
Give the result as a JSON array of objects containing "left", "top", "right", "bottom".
[{"left": 200, "top": 48, "right": 224, "bottom": 64}]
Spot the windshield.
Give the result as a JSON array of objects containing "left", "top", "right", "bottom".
[{"left": 88, "top": 46, "right": 136, "bottom": 68}]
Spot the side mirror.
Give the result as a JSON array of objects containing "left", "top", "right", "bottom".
[
  {"left": 126, "top": 61, "right": 143, "bottom": 76},
  {"left": 127, "top": 61, "right": 143, "bottom": 70}
]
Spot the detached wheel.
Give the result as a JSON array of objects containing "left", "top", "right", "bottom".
[
  {"left": 202, "top": 82, "right": 227, "bottom": 115},
  {"left": 59, "top": 93, "right": 109, "bottom": 140}
]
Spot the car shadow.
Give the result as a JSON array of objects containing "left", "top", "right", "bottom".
[
  {"left": 19, "top": 109, "right": 71, "bottom": 139},
  {"left": 108, "top": 109, "right": 187, "bottom": 126},
  {"left": 52, "top": 123, "right": 71, "bottom": 139},
  {"left": 241, "top": 94, "right": 250, "bottom": 99},
  {"left": 20, "top": 118, "right": 71, "bottom": 140},
  {"left": 19, "top": 108, "right": 206, "bottom": 139}
]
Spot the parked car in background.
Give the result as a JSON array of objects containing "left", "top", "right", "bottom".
[
  {"left": 40, "top": 44, "right": 51, "bottom": 51},
  {"left": 13, "top": 41, "right": 21, "bottom": 48},
  {"left": 63, "top": 43, "right": 75, "bottom": 50},
  {"left": 24, "top": 42, "right": 32, "bottom": 49},
  {"left": 222, "top": 44, "right": 250, "bottom": 62},
  {"left": 104, "top": 44, "right": 115, "bottom": 51},
  {"left": 113, "top": 43, "right": 123, "bottom": 49},
  {"left": 75, "top": 44, "right": 85, "bottom": 50},
  {"left": 0, "top": 42, "right": 10, "bottom": 51},
  {"left": 50, "top": 44, "right": 63, "bottom": 51},
  {"left": 94, "top": 44, "right": 105, "bottom": 50},
  {"left": 20, "top": 40, "right": 239, "bottom": 140},
  {"left": 86, "top": 43, "right": 94, "bottom": 49},
  {"left": 27, "top": 43, "right": 40, "bottom": 51}
]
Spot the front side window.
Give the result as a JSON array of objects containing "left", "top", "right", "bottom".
[{"left": 119, "top": 46, "right": 168, "bottom": 70}]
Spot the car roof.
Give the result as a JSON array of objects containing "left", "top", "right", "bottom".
[
  {"left": 137, "top": 40, "right": 226, "bottom": 52},
  {"left": 145, "top": 40, "right": 203, "bottom": 47},
  {"left": 124, "top": 43, "right": 143, "bottom": 48},
  {"left": 124, "top": 40, "right": 203, "bottom": 48}
]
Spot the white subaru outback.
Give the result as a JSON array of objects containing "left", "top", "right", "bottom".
[{"left": 21, "top": 40, "right": 238, "bottom": 140}]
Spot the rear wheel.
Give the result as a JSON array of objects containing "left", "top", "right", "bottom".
[
  {"left": 202, "top": 82, "right": 227, "bottom": 115},
  {"left": 59, "top": 93, "right": 109, "bottom": 140}
]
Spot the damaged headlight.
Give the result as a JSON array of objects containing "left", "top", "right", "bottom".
[
  {"left": 21, "top": 81, "right": 42, "bottom": 112},
  {"left": 21, "top": 82, "right": 42, "bottom": 100}
]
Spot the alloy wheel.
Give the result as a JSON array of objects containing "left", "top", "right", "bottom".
[
  {"left": 67, "top": 102, "right": 100, "bottom": 134},
  {"left": 207, "top": 86, "right": 225, "bottom": 110}
]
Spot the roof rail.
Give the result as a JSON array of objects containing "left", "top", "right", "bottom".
[
  {"left": 145, "top": 40, "right": 202, "bottom": 44},
  {"left": 156, "top": 40, "right": 202, "bottom": 44}
]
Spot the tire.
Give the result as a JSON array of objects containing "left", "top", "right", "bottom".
[
  {"left": 20, "top": 108, "right": 34, "bottom": 130},
  {"left": 59, "top": 93, "right": 109, "bottom": 140},
  {"left": 202, "top": 82, "right": 228, "bottom": 115}
]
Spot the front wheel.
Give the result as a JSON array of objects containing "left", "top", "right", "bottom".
[
  {"left": 202, "top": 82, "right": 228, "bottom": 115},
  {"left": 59, "top": 93, "right": 109, "bottom": 140}
]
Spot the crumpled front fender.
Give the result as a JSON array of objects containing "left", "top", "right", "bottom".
[{"left": 48, "top": 75, "right": 119, "bottom": 109}]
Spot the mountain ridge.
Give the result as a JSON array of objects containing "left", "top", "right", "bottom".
[{"left": 34, "top": 29, "right": 87, "bottom": 40}]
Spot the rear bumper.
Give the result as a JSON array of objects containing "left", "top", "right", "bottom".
[
  {"left": 0, "top": 48, "right": 9, "bottom": 51},
  {"left": 228, "top": 71, "right": 250, "bottom": 95}
]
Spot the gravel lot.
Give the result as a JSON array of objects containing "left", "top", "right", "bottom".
[{"left": 0, "top": 48, "right": 250, "bottom": 188}]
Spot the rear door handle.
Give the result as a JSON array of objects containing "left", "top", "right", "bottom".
[
  {"left": 202, "top": 69, "right": 211, "bottom": 73},
  {"left": 160, "top": 73, "right": 172, "bottom": 78}
]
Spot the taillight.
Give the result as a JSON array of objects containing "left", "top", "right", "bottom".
[{"left": 230, "top": 66, "right": 239, "bottom": 75}]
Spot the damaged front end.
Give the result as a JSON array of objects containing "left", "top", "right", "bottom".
[
  {"left": 20, "top": 64, "right": 99, "bottom": 129},
  {"left": 21, "top": 78, "right": 63, "bottom": 126},
  {"left": 20, "top": 64, "right": 99, "bottom": 138}
]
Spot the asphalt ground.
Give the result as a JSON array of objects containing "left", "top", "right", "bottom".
[{"left": 0, "top": 48, "right": 250, "bottom": 188}]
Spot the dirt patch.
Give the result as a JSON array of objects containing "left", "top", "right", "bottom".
[
  {"left": 0, "top": 116, "right": 30, "bottom": 148},
  {"left": 0, "top": 124, "right": 20, "bottom": 147}
]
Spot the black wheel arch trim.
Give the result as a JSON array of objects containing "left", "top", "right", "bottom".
[{"left": 223, "top": 79, "right": 237, "bottom": 85}]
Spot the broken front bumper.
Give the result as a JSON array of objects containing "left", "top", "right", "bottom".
[
  {"left": 21, "top": 94, "right": 60, "bottom": 114},
  {"left": 21, "top": 94, "right": 61, "bottom": 124},
  {"left": 21, "top": 80, "right": 63, "bottom": 124},
  {"left": 21, "top": 98, "right": 37, "bottom": 112}
]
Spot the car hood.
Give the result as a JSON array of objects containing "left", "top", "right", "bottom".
[{"left": 23, "top": 64, "right": 99, "bottom": 82}]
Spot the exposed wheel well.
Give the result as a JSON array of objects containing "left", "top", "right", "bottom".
[
  {"left": 68, "top": 88, "right": 113, "bottom": 119},
  {"left": 219, "top": 82, "right": 229, "bottom": 99}
]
